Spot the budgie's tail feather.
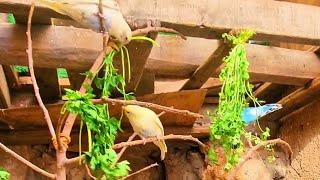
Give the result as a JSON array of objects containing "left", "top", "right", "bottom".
[
  {"left": 153, "top": 140, "right": 167, "bottom": 160},
  {"left": 36, "top": 0, "right": 68, "bottom": 15}
]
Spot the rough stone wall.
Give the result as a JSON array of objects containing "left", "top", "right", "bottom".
[
  {"left": 280, "top": 99, "right": 320, "bottom": 180},
  {"left": 0, "top": 142, "right": 206, "bottom": 180}
]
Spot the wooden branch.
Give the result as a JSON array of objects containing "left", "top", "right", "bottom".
[
  {"left": 0, "top": 142, "right": 56, "bottom": 179},
  {"left": 62, "top": 47, "right": 111, "bottom": 137},
  {"left": 228, "top": 138, "right": 293, "bottom": 180},
  {"left": 180, "top": 41, "right": 230, "bottom": 90},
  {"left": 122, "top": 163, "right": 158, "bottom": 180},
  {"left": 66, "top": 133, "right": 206, "bottom": 165},
  {"left": 26, "top": 3, "right": 56, "bottom": 139},
  {"left": 112, "top": 134, "right": 206, "bottom": 150},
  {"left": 98, "top": 97, "right": 204, "bottom": 118},
  {"left": 116, "top": 133, "right": 137, "bottom": 162}
]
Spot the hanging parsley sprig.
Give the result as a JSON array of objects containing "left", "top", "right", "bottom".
[
  {"left": 208, "top": 30, "right": 270, "bottom": 170},
  {"left": 0, "top": 168, "right": 9, "bottom": 180}
]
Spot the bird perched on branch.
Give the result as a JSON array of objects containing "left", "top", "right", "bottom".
[
  {"left": 241, "top": 104, "right": 282, "bottom": 125},
  {"left": 123, "top": 105, "right": 167, "bottom": 160},
  {"left": 37, "top": 0, "right": 132, "bottom": 45}
]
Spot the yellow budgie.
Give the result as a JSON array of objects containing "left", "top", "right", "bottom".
[
  {"left": 37, "top": 0, "right": 132, "bottom": 45},
  {"left": 123, "top": 105, "right": 167, "bottom": 160}
]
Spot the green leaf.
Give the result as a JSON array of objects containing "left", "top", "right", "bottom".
[{"left": 0, "top": 168, "right": 10, "bottom": 180}]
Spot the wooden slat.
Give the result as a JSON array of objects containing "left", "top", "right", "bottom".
[
  {"left": 2, "top": 0, "right": 320, "bottom": 45},
  {"left": 251, "top": 83, "right": 288, "bottom": 103},
  {"left": 0, "top": 24, "right": 152, "bottom": 92},
  {"left": 180, "top": 42, "right": 229, "bottom": 90},
  {"left": 0, "top": 89, "right": 207, "bottom": 128},
  {"left": 0, "top": 124, "right": 210, "bottom": 146},
  {"left": 114, "top": 33, "right": 157, "bottom": 92},
  {"left": 34, "top": 68, "right": 60, "bottom": 102},
  {"left": 2, "top": 65, "right": 19, "bottom": 89},
  {"left": 0, "top": 65, "right": 10, "bottom": 108},
  {"left": 1, "top": 26, "right": 319, "bottom": 86},
  {"left": 135, "top": 70, "right": 155, "bottom": 96},
  {"left": 204, "top": 97, "right": 219, "bottom": 104},
  {"left": 149, "top": 37, "right": 320, "bottom": 86},
  {"left": 277, "top": 0, "right": 320, "bottom": 6},
  {"left": 260, "top": 77, "right": 320, "bottom": 122},
  {"left": 67, "top": 70, "right": 85, "bottom": 90}
]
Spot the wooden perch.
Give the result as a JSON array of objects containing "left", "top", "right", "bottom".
[
  {"left": 26, "top": 3, "right": 56, "bottom": 140},
  {"left": 97, "top": 97, "right": 204, "bottom": 119}
]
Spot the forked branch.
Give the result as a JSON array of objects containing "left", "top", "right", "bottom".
[{"left": 228, "top": 138, "right": 293, "bottom": 180}]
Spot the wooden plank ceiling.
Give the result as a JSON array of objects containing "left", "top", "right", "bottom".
[{"left": 0, "top": 0, "right": 319, "bottom": 144}]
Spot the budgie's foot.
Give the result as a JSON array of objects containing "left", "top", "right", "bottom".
[
  {"left": 138, "top": 135, "right": 147, "bottom": 145},
  {"left": 108, "top": 41, "right": 120, "bottom": 51},
  {"left": 156, "top": 135, "right": 162, "bottom": 140}
]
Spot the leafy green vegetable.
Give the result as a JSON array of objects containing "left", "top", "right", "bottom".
[
  {"left": 14, "top": 66, "right": 29, "bottom": 73},
  {"left": 7, "top": 13, "right": 15, "bottom": 24},
  {"left": 57, "top": 68, "right": 68, "bottom": 78},
  {"left": 209, "top": 30, "right": 271, "bottom": 170},
  {"left": 0, "top": 168, "right": 10, "bottom": 180},
  {"left": 62, "top": 48, "right": 135, "bottom": 179}
]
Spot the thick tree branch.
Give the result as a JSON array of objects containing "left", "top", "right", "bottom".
[
  {"left": 121, "top": 163, "right": 158, "bottom": 180},
  {"left": 26, "top": 3, "right": 56, "bottom": 139},
  {"left": 227, "top": 138, "right": 293, "bottom": 180},
  {"left": 0, "top": 143, "right": 56, "bottom": 179},
  {"left": 95, "top": 97, "right": 204, "bottom": 119}
]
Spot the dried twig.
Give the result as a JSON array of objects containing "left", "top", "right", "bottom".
[
  {"left": 113, "top": 134, "right": 206, "bottom": 149},
  {"left": 0, "top": 143, "right": 56, "bottom": 179},
  {"left": 228, "top": 138, "right": 293, "bottom": 180},
  {"left": 132, "top": 26, "right": 187, "bottom": 40},
  {"left": 116, "top": 133, "right": 137, "bottom": 162},
  {"left": 95, "top": 97, "right": 204, "bottom": 119},
  {"left": 26, "top": 3, "right": 56, "bottom": 139},
  {"left": 121, "top": 163, "right": 158, "bottom": 179}
]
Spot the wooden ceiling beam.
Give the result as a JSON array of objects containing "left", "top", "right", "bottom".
[
  {"left": 34, "top": 68, "right": 61, "bottom": 102},
  {"left": 2, "top": 0, "right": 320, "bottom": 45},
  {"left": 260, "top": 77, "right": 320, "bottom": 122},
  {"left": 1, "top": 25, "right": 319, "bottom": 86},
  {"left": 0, "top": 89, "right": 206, "bottom": 128},
  {"left": 180, "top": 42, "right": 229, "bottom": 90},
  {"left": 0, "top": 65, "right": 11, "bottom": 108},
  {"left": 0, "top": 124, "right": 209, "bottom": 146}
]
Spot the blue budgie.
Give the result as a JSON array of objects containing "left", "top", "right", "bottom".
[{"left": 241, "top": 104, "right": 282, "bottom": 124}]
